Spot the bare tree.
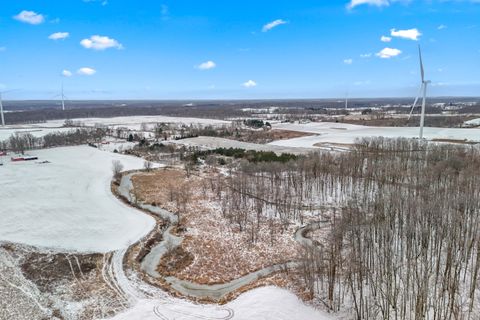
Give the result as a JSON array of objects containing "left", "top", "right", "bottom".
[
  {"left": 143, "top": 160, "right": 153, "bottom": 171},
  {"left": 112, "top": 160, "right": 124, "bottom": 183}
]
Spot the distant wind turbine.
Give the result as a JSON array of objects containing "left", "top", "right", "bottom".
[
  {"left": 61, "top": 82, "right": 66, "bottom": 111},
  {"left": 52, "top": 83, "right": 68, "bottom": 111},
  {"left": 408, "top": 45, "right": 430, "bottom": 139},
  {"left": 0, "top": 89, "right": 18, "bottom": 127},
  {"left": 345, "top": 90, "right": 349, "bottom": 111},
  {"left": 0, "top": 92, "right": 5, "bottom": 127}
]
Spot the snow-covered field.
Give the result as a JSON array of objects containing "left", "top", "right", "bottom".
[
  {"left": 0, "top": 115, "right": 231, "bottom": 141},
  {"left": 0, "top": 146, "right": 155, "bottom": 252},
  {"left": 464, "top": 118, "right": 480, "bottom": 127},
  {"left": 110, "top": 286, "right": 333, "bottom": 320},
  {"left": 0, "top": 127, "right": 75, "bottom": 141},
  {"left": 270, "top": 122, "right": 480, "bottom": 148},
  {"left": 63, "top": 115, "right": 230, "bottom": 130},
  {"left": 172, "top": 136, "right": 313, "bottom": 154}
]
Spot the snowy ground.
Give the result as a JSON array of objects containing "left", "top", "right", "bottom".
[
  {"left": 270, "top": 122, "right": 480, "bottom": 148},
  {"left": 171, "top": 136, "right": 313, "bottom": 154},
  {"left": 464, "top": 118, "right": 480, "bottom": 127},
  {"left": 61, "top": 115, "right": 230, "bottom": 130},
  {"left": 0, "top": 146, "right": 155, "bottom": 252},
  {"left": 0, "top": 127, "right": 75, "bottom": 141},
  {"left": 109, "top": 286, "right": 333, "bottom": 320},
  {"left": 0, "top": 115, "right": 231, "bottom": 141}
]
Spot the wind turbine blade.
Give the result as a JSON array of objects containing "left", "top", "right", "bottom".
[
  {"left": 408, "top": 84, "right": 423, "bottom": 120},
  {"left": 418, "top": 45, "right": 425, "bottom": 83}
]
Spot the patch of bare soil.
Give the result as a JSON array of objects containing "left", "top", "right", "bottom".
[
  {"left": 431, "top": 138, "right": 478, "bottom": 145},
  {"left": 232, "top": 129, "right": 313, "bottom": 144},
  {"left": 313, "top": 142, "right": 356, "bottom": 148}
]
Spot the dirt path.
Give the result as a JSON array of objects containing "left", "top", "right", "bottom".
[{"left": 117, "top": 172, "right": 324, "bottom": 302}]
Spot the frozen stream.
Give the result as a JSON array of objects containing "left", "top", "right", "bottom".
[{"left": 118, "top": 172, "right": 325, "bottom": 301}]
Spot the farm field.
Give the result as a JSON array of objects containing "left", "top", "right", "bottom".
[
  {"left": 0, "top": 115, "right": 232, "bottom": 142},
  {"left": 172, "top": 136, "right": 314, "bottom": 154},
  {"left": 270, "top": 122, "right": 480, "bottom": 147},
  {"left": 0, "top": 146, "right": 155, "bottom": 252}
]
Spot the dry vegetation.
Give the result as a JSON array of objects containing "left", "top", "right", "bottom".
[
  {"left": 232, "top": 129, "right": 313, "bottom": 144},
  {"left": 0, "top": 244, "right": 125, "bottom": 320},
  {"left": 131, "top": 169, "right": 299, "bottom": 285}
]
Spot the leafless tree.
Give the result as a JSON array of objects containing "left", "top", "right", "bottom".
[{"left": 112, "top": 160, "right": 124, "bottom": 183}]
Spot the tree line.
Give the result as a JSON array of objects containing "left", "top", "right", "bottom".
[{"left": 0, "top": 128, "right": 107, "bottom": 153}]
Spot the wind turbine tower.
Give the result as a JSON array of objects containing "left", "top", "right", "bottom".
[
  {"left": 408, "top": 45, "right": 430, "bottom": 139},
  {"left": 61, "top": 82, "right": 66, "bottom": 111},
  {"left": 0, "top": 92, "right": 5, "bottom": 127},
  {"left": 345, "top": 91, "right": 349, "bottom": 111}
]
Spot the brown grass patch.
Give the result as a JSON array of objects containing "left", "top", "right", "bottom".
[
  {"left": 158, "top": 246, "right": 194, "bottom": 276},
  {"left": 131, "top": 168, "right": 299, "bottom": 285}
]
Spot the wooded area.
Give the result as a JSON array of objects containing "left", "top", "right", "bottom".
[{"left": 211, "top": 138, "right": 480, "bottom": 319}]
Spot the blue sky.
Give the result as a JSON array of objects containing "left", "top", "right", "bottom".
[{"left": 1, "top": 0, "right": 479, "bottom": 99}]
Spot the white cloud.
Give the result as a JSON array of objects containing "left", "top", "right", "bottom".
[
  {"left": 360, "top": 53, "right": 372, "bottom": 58},
  {"left": 243, "top": 80, "right": 257, "bottom": 88},
  {"left": 80, "top": 35, "right": 123, "bottom": 50},
  {"left": 381, "top": 35, "right": 392, "bottom": 42},
  {"left": 49, "top": 32, "right": 69, "bottom": 40},
  {"left": 77, "top": 67, "right": 96, "bottom": 76},
  {"left": 262, "top": 19, "right": 288, "bottom": 32},
  {"left": 14, "top": 10, "right": 45, "bottom": 25},
  {"left": 83, "top": 0, "right": 108, "bottom": 5},
  {"left": 161, "top": 4, "right": 169, "bottom": 18},
  {"left": 347, "top": 0, "right": 389, "bottom": 9},
  {"left": 390, "top": 28, "right": 422, "bottom": 41},
  {"left": 196, "top": 61, "right": 216, "bottom": 70},
  {"left": 344, "top": 58, "right": 353, "bottom": 65},
  {"left": 62, "top": 70, "right": 73, "bottom": 77},
  {"left": 376, "top": 47, "right": 402, "bottom": 58},
  {"left": 437, "top": 24, "right": 447, "bottom": 30}
]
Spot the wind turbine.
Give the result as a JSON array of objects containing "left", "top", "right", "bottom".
[
  {"left": 0, "top": 89, "right": 17, "bottom": 127},
  {"left": 61, "top": 82, "right": 66, "bottom": 111},
  {"left": 0, "top": 92, "right": 5, "bottom": 127},
  {"left": 52, "top": 82, "right": 68, "bottom": 111},
  {"left": 345, "top": 90, "right": 349, "bottom": 111},
  {"left": 408, "top": 45, "right": 430, "bottom": 139}
]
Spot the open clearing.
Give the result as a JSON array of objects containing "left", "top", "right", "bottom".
[
  {"left": 0, "top": 146, "right": 155, "bottom": 252},
  {"left": 0, "top": 127, "right": 76, "bottom": 141},
  {"left": 110, "top": 286, "right": 333, "bottom": 320},
  {"left": 270, "top": 122, "right": 480, "bottom": 148},
  {"left": 0, "top": 115, "right": 231, "bottom": 141},
  {"left": 172, "top": 136, "right": 313, "bottom": 154}
]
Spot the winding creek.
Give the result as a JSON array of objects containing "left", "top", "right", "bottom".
[{"left": 118, "top": 172, "right": 327, "bottom": 301}]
